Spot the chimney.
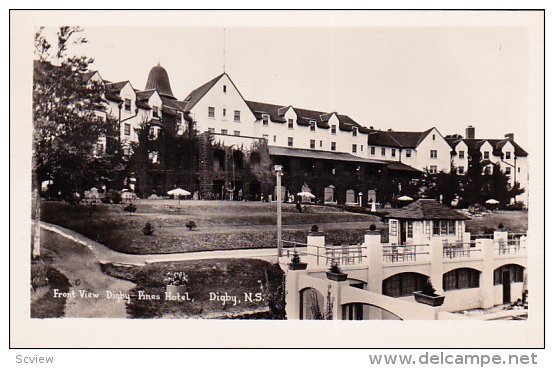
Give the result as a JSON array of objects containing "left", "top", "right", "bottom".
[
  {"left": 465, "top": 125, "right": 475, "bottom": 139},
  {"left": 505, "top": 133, "right": 514, "bottom": 140}
]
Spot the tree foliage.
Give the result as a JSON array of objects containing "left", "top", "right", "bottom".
[{"left": 33, "top": 26, "right": 117, "bottom": 194}]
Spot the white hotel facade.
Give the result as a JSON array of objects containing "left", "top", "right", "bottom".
[{"left": 93, "top": 64, "right": 528, "bottom": 204}]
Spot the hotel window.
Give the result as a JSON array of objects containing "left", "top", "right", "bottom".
[
  {"left": 518, "top": 167, "right": 521, "bottom": 173},
  {"left": 391, "top": 148, "right": 396, "bottom": 157},
  {"left": 381, "top": 147, "right": 386, "bottom": 156},
  {"left": 208, "top": 128, "right": 215, "bottom": 133},
  {"left": 124, "top": 123, "right": 131, "bottom": 136},
  {"left": 331, "top": 142, "right": 336, "bottom": 151},
  {"left": 458, "top": 166, "right": 464, "bottom": 174},
  {"left": 273, "top": 135, "right": 277, "bottom": 143},
  {"left": 360, "top": 145, "right": 363, "bottom": 152},
  {"left": 287, "top": 119, "right": 293, "bottom": 129},
  {"left": 505, "top": 151, "right": 511, "bottom": 160},
  {"left": 432, "top": 220, "right": 456, "bottom": 236},
  {"left": 208, "top": 107, "right": 215, "bottom": 118},
  {"left": 429, "top": 165, "right": 438, "bottom": 174},
  {"left": 310, "top": 139, "right": 315, "bottom": 149},
  {"left": 405, "top": 149, "right": 412, "bottom": 158},
  {"left": 390, "top": 220, "right": 398, "bottom": 237},
  {"left": 221, "top": 129, "right": 228, "bottom": 135},
  {"left": 459, "top": 151, "right": 465, "bottom": 159},
  {"left": 124, "top": 98, "right": 131, "bottom": 112},
  {"left": 407, "top": 221, "right": 413, "bottom": 238},
  {"left": 432, "top": 134, "right": 436, "bottom": 140},
  {"left": 430, "top": 150, "right": 437, "bottom": 158},
  {"left": 494, "top": 264, "right": 524, "bottom": 285},
  {"left": 443, "top": 268, "right": 480, "bottom": 290},
  {"left": 506, "top": 167, "right": 511, "bottom": 175},
  {"left": 234, "top": 131, "right": 240, "bottom": 136},
  {"left": 352, "top": 127, "right": 358, "bottom": 136},
  {"left": 352, "top": 144, "right": 357, "bottom": 153},
  {"left": 483, "top": 151, "right": 490, "bottom": 159},
  {"left": 370, "top": 146, "right": 375, "bottom": 155},
  {"left": 331, "top": 125, "right": 336, "bottom": 135},
  {"left": 262, "top": 114, "right": 269, "bottom": 126},
  {"left": 262, "top": 134, "right": 268, "bottom": 140},
  {"left": 288, "top": 137, "right": 293, "bottom": 147},
  {"left": 382, "top": 273, "right": 427, "bottom": 298},
  {"left": 152, "top": 106, "right": 159, "bottom": 118},
  {"left": 234, "top": 110, "right": 241, "bottom": 122},
  {"left": 223, "top": 108, "right": 226, "bottom": 117},
  {"left": 319, "top": 140, "right": 323, "bottom": 148},
  {"left": 223, "top": 85, "right": 227, "bottom": 93},
  {"left": 310, "top": 121, "right": 316, "bottom": 131}
]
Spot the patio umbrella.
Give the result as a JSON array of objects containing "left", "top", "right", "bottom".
[
  {"left": 485, "top": 199, "right": 500, "bottom": 204},
  {"left": 398, "top": 195, "right": 413, "bottom": 201},
  {"left": 167, "top": 188, "right": 191, "bottom": 205},
  {"left": 297, "top": 191, "right": 315, "bottom": 202}
]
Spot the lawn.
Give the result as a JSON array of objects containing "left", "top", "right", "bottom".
[
  {"left": 102, "top": 259, "right": 285, "bottom": 319},
  {"left": 41, "top": 200, "right": 382, "bottom": 254},
  {"left": 464, "top": 210, "right": 528, "bottom": 234}
]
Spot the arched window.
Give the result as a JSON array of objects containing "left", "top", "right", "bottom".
[
  {"left": 382, "top": 272, "right": 427, "bottom": 297},
  {"left": 443, "top": 268, "right": 480, "bottom": 290},
  {"left": 494, "top": 264, "right": 524, "bottom": 285}
]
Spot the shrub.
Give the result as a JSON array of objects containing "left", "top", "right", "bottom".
[
  {"left": 290, "top": 251, "right": 301, "bottom": 264},
  {"left": 504, "top": 201, "right": 526, "bottom": 211},
  {"left": 497, "top": 222, "right": 505, "bottom": 230},
  {"left": 163, "top": 271, "right": 189, "bottom": 286},
  {"left": 124, "top": 203, "right": 137, "bottom": 215},
  {"left": 421, "top": 278, "right": 437, "bottom": 296},
  {"left": 311, "top": 224, "right": 319, "bottom": 232},
  {"left": 142, "top": 222, "right": 155, "bottom": 236},
  {"left": 186, "top": 220, "right": 197, "bottom": 231},
  {"left": 369, "top": 224, "right": 377, "bottom": 231},
  {"left": 31, "top": 261, "right": 49, "bottom": 290},
  {"left": 328, "top": 261, "right": 342, "bottom": 274}
]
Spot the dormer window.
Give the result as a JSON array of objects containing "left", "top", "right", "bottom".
[
  {"left": 262, "top": 114, "right": 269, "bottom": 126},
  {"left": 352, "top": 127, "right": 358, "bottom": 136},
  {"left": 505, "top": 151, "right": 511, "bottom": 160},
  {"left": 288, "top": 119, "right": 294, "bottom": 129},
  {"left": 223, "top": 85, "right": 227, "bottom": 93},
  {"left": 483, "top": 151, "right": 490, "bottom": 160},
  {"left": 459, "top": 151, "right": 465, "bottom": 159},
  {"left": 310, "top": 121, "right": 316, "bottom": 131},
  {"left": 152, "top": 106, "right": 159, "bottom": 118},
  {"left": 406, "top": 149, "right": 412, "bottom": 158},
  {"left": 432, "top": 134, "right": 436, "bottom": 141},
  {"left": 124, "top": 98, "right": 131, "bottom": 112},
  {"left": 331, "top": 125, "right": 336, "bottom": 135}
]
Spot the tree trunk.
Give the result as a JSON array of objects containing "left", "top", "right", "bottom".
[{"left": 32, "top": 187, "right": 41, "bottom": 258}]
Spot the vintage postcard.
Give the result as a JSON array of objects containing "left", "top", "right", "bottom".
[{"left": 10, "top": 10, "right": 544, "bottom": 348}]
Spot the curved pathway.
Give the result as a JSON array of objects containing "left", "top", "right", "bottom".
[{"left": 40, "top": 221, "right": 292, "bottom": 265}]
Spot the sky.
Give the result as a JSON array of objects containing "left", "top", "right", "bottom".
[{"left": 42, "top": 25, "right": 530, "bottom": 146}]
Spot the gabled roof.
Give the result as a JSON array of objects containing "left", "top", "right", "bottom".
[
  {"left": 183, "top": 73, "right": 225, "bottom": 111},
  {"left": 81, "top": 71, "right": 98, "bottom": 83},
  {"left": 106, "top": 80, "right": 130, "bottom": 93},
  {"left": 385, "top": 199, "right": 470, "bottom": 220},
  {"left": 136, "top": 89, "right": 156, "bottom": 101},
  {"left": 446, "top": 138, "right": 528, "bottom": 157},
  {"left": 246, "top": 101, "right": 287, "bottom": 123},
  {"left": 387, "top": 128, "right": 434, "bottom": 148}
]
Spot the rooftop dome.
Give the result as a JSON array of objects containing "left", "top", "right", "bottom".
[{"left": 145, "top": 63, "right": 175, "bottom": 99}]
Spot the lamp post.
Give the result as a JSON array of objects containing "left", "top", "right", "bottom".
[{"left": 275, "top": 165, "right": 283, "bottom": 262}]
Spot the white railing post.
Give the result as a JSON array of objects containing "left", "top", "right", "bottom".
[
  {"left": 479, "top": 238, "right": 495, "bottom": 309},
  {"left": 429, "top": 238, "right": 445, "bottom": 294},
  {"left": 307, "top": 230, "right": 325, "bottom": 267},
  {"left": 366, "top": 230, "right": 383, "bottom": 294}
]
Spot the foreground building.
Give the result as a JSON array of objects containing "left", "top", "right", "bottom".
[{"left": 284, "top": 200, "right": 527, "bottom": 320}]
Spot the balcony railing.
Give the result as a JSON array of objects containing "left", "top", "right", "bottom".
[
  {"left": 382, "top": 244, "right": 428, "bottom": 263},
  {"left": 442, "top": 242, "right": 479, "bottom": 259},
  {"left": 495, "top": 239, "right": 525, "bottom": 255},
  {"left": 325, "top": 244, "right": 365, "bottom": 266}
]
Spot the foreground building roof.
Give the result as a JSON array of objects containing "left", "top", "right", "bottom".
[{"left": 385, "top": 199, "right": 470, "bottom": 220}]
